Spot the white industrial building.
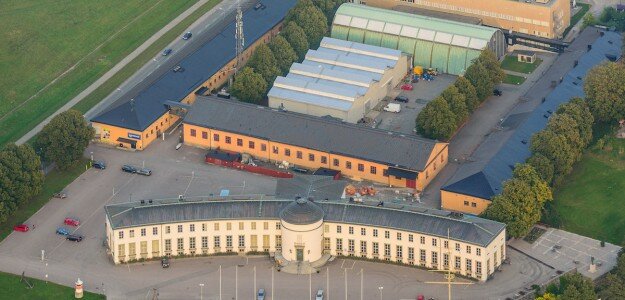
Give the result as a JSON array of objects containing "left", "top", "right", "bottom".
[{"left": 268, "top": 37, "right": 409, "bottom": 123}]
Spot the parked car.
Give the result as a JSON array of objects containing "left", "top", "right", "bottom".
[
  {"left": 493, "top": 89, "right": 503, "bottom": 96},
  {"left": 182, "top": 32, "right": 192, "bottom": 40},
  {"left": 173, "top": 65, "right": 185, "bottom": 73},
  {"left": 416, "top": 295, "right": 425, "bottom": 300},
  {"left": 401, "top": 84, "right": 413, "bottom": 91},
  {"left": 56, "top": 227, "right": 70, "bottom": 236},
  {"left": 122, "top": 165, "right": 137, "bottom": 173},
  {"left": 136, "top": 168, "right": 152, "bottom": 176},
  {"left": 292, "top": 167, "right": 308, "bottom": 174},
  {"left": 13, "top": 224, "right": 29, "bottom": 232},
  {"left": 64, "top": 217, "right": 80, "bottom": 227},
  {"left": 394, "top": 95, "right": 409, "bottom": 103},
  {"left": 66, "top": 234, "right": 83, "bottom": 242},
  {"left": 383, "top": 103, "right": 401, "bottom": 113},
  {"left": 161, "top": 257, "right": 170, "bottom": 268},
  {"left": 316, "top": 289, "right": 324, "bottom": 300},
  {"left": 257, "top": 288, "right": 265, "bottom": 300},
  {"left": 162, "top": 48, "right": 172, "bottom": 56},
  {"left": 92, "top": 161, "right": 106, "bottom": 169},
  {"left": 53, "top": 191, "right": 67, "bottom": 199}
]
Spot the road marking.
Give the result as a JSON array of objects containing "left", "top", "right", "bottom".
[{"left": 47, "top": 176, "right": 137, "bottom": 257}]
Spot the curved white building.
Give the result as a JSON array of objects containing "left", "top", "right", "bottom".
[{"left": 105, "top": 197, "right": 506, "bottom": 281}]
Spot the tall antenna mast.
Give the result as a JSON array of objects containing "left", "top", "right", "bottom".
[
  {"left": 235, "top": 0, "right": 245, "bottom": 75},
  {"left": 425, "top": 228, "right": 474, "bottom": 300}
]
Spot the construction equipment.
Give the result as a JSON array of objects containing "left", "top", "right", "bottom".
[
  {"left": 413, "top": 66, "right": 424, "bottom": 76},
  {"left": 426, "top": 68, "right": 438, "bottom": 76}
]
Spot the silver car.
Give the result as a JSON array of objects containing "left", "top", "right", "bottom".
[
  {"left": 316, "top": 289, "right": 324, "bottom": 300},
  {"left": 136, "top": 168, "right": 152, "bottom": 176},
  {"left": 257, "top": 288, "right": 265, "bottom": 300}
]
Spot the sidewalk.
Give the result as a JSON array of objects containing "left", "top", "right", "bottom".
[{"left": 15, "top": 0, "right": 215, "bottom": 145}]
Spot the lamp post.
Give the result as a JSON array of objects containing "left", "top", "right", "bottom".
[
  {"left": 199, "top": 283, "right": 204, "bottom": 300},
  {"left": 378, "top": 286, "right": 383, "bottom": 300}
]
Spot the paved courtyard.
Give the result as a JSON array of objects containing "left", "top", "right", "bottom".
[{"left": 510, "top": 227, "right": 622, "bottom": 280}]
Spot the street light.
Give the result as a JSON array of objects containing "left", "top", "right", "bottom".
[
  {"left": 378, "top": 286, "right": 383, "bottom": 300},
  {"left": 199, "top": 283, "right": 204, "bottom": 300}
]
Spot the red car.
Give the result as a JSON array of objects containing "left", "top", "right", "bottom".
[
  {"left": 13, "top": 224, "right": 29, "bottom": 232},
  {"left": 64, "top": 218, "right": 80, "bottom": 227},
  {"left": 401, "top": 84, "right": 414, "bottom": 91}
]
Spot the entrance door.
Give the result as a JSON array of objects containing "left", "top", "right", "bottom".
[
  {"left": 296, "top": 249, "right": 304, "bottom": 261},
  {"left": 406, "top": 179, "right": 416, "bottom": 189}
]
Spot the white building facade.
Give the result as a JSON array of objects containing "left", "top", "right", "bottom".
[{"left": 105, "top": 198, "right": 506, "bottom": 282}]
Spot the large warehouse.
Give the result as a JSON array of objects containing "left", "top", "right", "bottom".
[
  {"left": 89, "top": 0, "right": 297, "bottom": 151},
  {"left": 183, "top": 96, "right": 448, "bottom": 190},
  {"left": 268, "top": 37, "right": 409, "bottom": 123},
  {"left": 105, "top": 197, "right": 506, "bottom": 282},
  {"left": 441, "top": 30, "right": 622, "bottom": 215},
  {"left": 330, "top": 3, "right": 505, "bottom": 75}
]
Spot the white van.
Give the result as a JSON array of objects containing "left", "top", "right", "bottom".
[{"left": 383, "top": 103, "right": 401, "bottom": 113}]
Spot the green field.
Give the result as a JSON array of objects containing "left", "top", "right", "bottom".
[
  {"left": 0, "top": 0, "right": 200, "bottom": 146},
  {"left": 503, "top": 74, "right": 526, "bottom": 85},
  {"left": 0, "top": 159, "right": 89, "bottom": 241},
  {"left": 553, "top": 129, "right": 625, "bottom": 245},
  {"left": 501, "top": 56, "right": 542, "bottom": 74},
  {"left": 0, "top": 271, "right": 104, "bottom": 300}
]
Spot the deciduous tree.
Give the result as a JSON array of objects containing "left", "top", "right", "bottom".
[
  {"left": 282, "top": 22, "right": 309, "bottom": 61},
  {"left": 476, "top": 49, "right": 505, "bottom": 85},
  {"left": 598, "top": 274, "right": 625, "bottom": 300},
  {"left": 454, "top": 76, "right": 479, "bottom": 112},
  {"left": 558, "top": 273, "right": 597, "bottom": 300},
  {"left": 441, "top": 85, "right": 468, "bottom": 126},
  {"left": 546, "top": 114, "right": 584, "bottom": 160},
  {"left": 35, "top": 110, "right": 94, "bottom": 170},
  {"left": 530, "top": 130, "right": 576, "bottom": 182},
  {"left": 465, "top": 61, "right": 493, "bottom": 102},
  {"left": 231, "top": 67, "right": 267, "bottom": 104},
  {"left": 527, "top": 153, "right": 555, "bottom": 185},
  {"left": 482, "top": 178, "right": 539, "bottom": 238},
  {"left": 512, "top": 163, "right": 553, "bottom": 205},
  {"left": 556, "top": 98, "right": 594, "bottom": 147},
  {"left": 584, "top": 62, "right": 625, "bottom": 122},
  {"left": 0, "top": 144, "right": 44, "bottom": 223},
  {"left": 268, "top": 35, "right": 298, "bottom": 75},
  {"left": 247, "top": 44, "right": 281, "bottom": 87},
  {"left": 287, "top": 4, "right": 328, "bottom": 48},
  {"left": 415, "top": 97, "right": 457, "bottom": 141}
]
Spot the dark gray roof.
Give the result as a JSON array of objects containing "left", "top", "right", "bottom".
[
  {"left": 184, "top": 96, "right": 444, "bottom": 171},
  {"left": 90, "top": 0, "right": 297, "bottom": 131},
  {"left": 279, "top": 198, "right": 325, "bottom": 225},
  {"left": 442, "top": 30, "right": 622, "bottom": 200},
  {"left": 105, "top": 199, "right": 505, "bottom": 247}
]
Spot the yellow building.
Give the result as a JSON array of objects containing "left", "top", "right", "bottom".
[
  {"left": 105, "top": 197, "right": 507, "bottom": 282},
  {"left": 183, "top": 96, "right": 448, "bottom": 190},
  {"left": 355, "top": 0, "right": 570, "bottom": 39},
  {"left": 90, "top": 0, "right": 296, "bottom": 150}
]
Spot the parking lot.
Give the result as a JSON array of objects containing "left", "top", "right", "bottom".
[{"left": 372, "top": 74, "right": 457, "bottom": 135}]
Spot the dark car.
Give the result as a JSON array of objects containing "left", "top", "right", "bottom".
[
  {"left": 161, "top": 257, "right": 170, "bottom": 268},
  {"left": 66, "top": 234, "right": 83, "bottom": 242},
  {"left": 292, "top": 167, "right": 308, "bottom": 174},
  {"left": 493, "top": 89, "right": 503, "bottom": 96},
  {"left": 182, "top": 32, "right": 192, "bottom": 40},
  {"left": 162, "top": 48, "right": 172, "bottom": 56},
  {"left": 136, "top": 168, "right": 152, "bottom": 176},
  {"left": 92, "top": 161, "right": 106, "bottom": 169},
  {"left": 394, "top": 95, "right": 409, "bottom": 103},
  {"left": 122, "top": 165, "right": 137, "bottom": 173}
]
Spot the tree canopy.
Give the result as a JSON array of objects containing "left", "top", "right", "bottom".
[
  {"left": 527, "top": 153, "right": 555, "bottom": 185},
  {"left": 246, "top": 44, "right": 281, "bottom": 87},
  {"left": 282, "top": 21, "right": 309, "bottom": 61},
  {"left": 268, "top": 35, "right": 298, "bottom": 75},
  {"left": 35, "top": 110, "right": 94, "bottom": 170},
  {"left": 441, "top": 85, "right": 468, "bottom": 126},
  {"left": 584, "top": 62, "right": 625, "bottom": 122},
  {"left": 286, "top": 2, "right": 328, "bottom": 48},
  {"left": 557, "top": 273, "right": 597, "bottom": 300},
  {"left": 454, "top": 76, "right": 479, "bottom": 112},
  {"left": 556, "top": 98, "right": 593, "bottom": 147},
  {"left": 530, "top": 129, "right": 576, "bottom": 183},
  {"left": 0, "top": 144, "right": 43, "bottom": 223},
  {"left": 465, "top": 61, "right": 493, "bottom": 102},
  {"left": 476, "top": 49, "right": 505, "bottom": 85},
  {"left": 231, "top": 67, "right": 267, "bottom": 104},
  {"left": 415, "top": 97, "right": 457, "bottom": 141}
]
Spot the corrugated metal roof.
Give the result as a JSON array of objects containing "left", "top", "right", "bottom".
[
  {"left": 286, "top": 73, "right": 368, "bottom": 96},
  {"left": 320, "top": 37, "right": 402, "bottom": 60},
  {"left": 184, "top": 96, "right": 443, "bottom": 171},
  {"left": 273, "top": 76, "right": 358, "bottom": 101},
  {"left": 289, "top": 63, "right": 372, "bottom": 88},
  {"left": 333, "top": 3, "right": 496, "bottom": 44},
  {"left": 442, "top": 30, "right": 622, "bottom": 200},
  {"left": 300, "top": 60, "right": 382, "bottom": 82},
  {"left": 267, "top": 87, "right": 353, "bottom": 111},
  {"left": 105, "top": 199, "right": 505, "bottom": 247},
  {"left": 90, "top": 0, "right": 297, "bottom": 131}
]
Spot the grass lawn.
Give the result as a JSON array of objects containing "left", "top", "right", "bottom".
[
  {"left": 503, "top": 74, "right": 526, "bottom": 85},
  {"left": 0, "top": 0, "right": 201, "bottom": 146},
  {"left": 553, "top": 129, "right": 625, "bottom": 245},
  {"left": 73, "top": 0, "right": 222, "bottom": 113},
  {"left": 0, "top": 271, "right": 104, "bottom": 300},
  {"left": 563, "top": 3, "right": 591, "bottom": 37},
  {"left": 0, "top": 158, "right": 89, "bottom": 242},
  {"left": 500, "top": 56, "right": 542, "bottom": 74}
]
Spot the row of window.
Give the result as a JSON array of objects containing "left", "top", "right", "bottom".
[
  {"left": 329, "top": 225, "right": 482, "bottom": 256},
  {"left": 117, "top": 222, "right": 280, "bottom": 239},
  {"left": 328, "top": 238, "right": 484, "bottom": 275}
]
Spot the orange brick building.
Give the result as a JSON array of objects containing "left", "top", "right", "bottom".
[
  {"left": 183, "top": 96, "right": 448, "bottom": 190},
  {"left": 90, "top": 0, "right": 297, "bottom": 150}
]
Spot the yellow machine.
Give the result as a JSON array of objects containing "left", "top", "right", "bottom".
[{"left": 413, "top": 66, "right": 423, "bottom": 76}]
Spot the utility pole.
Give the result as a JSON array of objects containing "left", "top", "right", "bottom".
[
  {"left": 219, "top": 265, "right": 222, "bottom": 300},
  {"left": 271, "top": 267, "right": 275, "bottom": 300},
  {"left": 344, "top": 268, "right": 347, "bottom": 300},
  {"left": 326, "top": 267, "right": 329, "bottom": 300},
  {"left": 309, "top": 272, "right": 312, "bottom": 300},
  {"left": 235, "top": 265, "right": 238, "bottom": 300},
  {"left": 254, "top": 266, "right": 257, "bottom": 300},
  {"left": 360, "top": 268, "right": 363, "bottom": 300}
]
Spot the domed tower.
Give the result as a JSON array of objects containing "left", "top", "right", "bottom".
[{"left": 279, "top": 198, "right": 325, "bottom": 263}]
